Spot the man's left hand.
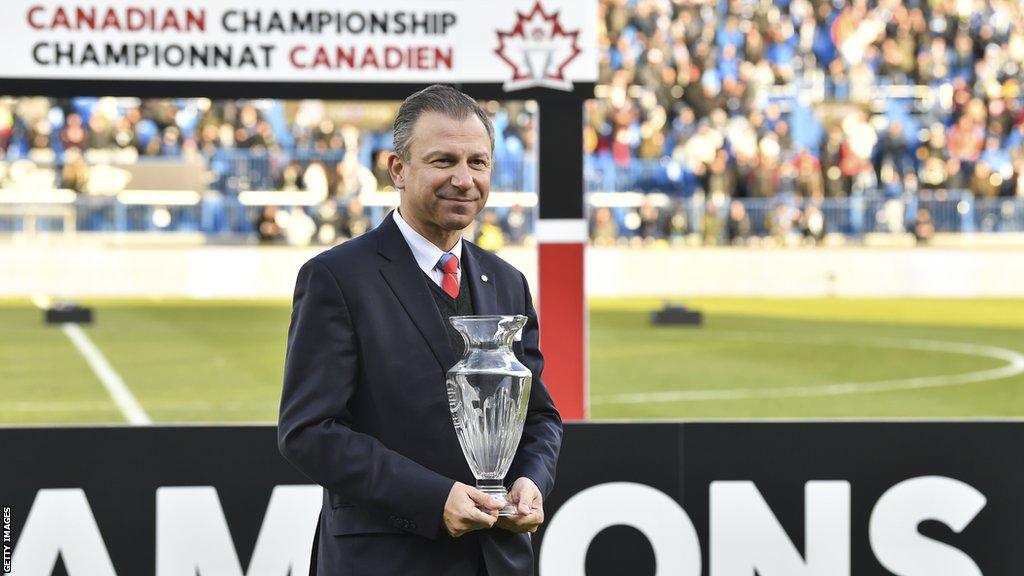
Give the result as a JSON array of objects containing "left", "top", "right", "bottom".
[{"left": 495, "top": 477, "right": 544, "bottom": 534}]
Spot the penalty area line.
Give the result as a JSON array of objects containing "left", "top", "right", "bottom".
[{"left": 34, "top": 294, "right": 151, "bottom": 425}]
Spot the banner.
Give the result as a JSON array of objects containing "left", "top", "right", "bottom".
[
  {"left": 0, "top": 0, "right": 598, "bottom": 90},
  {"left": 1, "top": 423, "right": 1020, "bottom": 575}
]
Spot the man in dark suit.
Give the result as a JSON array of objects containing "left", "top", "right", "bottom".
[{"left": 278, "top": 85, "right": 562, "bottom": 576}]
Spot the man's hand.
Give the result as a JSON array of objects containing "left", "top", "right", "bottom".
[
  {"left": 496, "top": 477, "right": 544, "bottom": 534},
  {"left": 443, "top": 482, "right": 503, "bottom": 538}
]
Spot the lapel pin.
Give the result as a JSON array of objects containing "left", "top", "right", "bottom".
[{"left": 481, "top": 275, "right": 489, "bottom": 283}]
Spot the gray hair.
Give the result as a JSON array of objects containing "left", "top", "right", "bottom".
[{"left": 392, "top": 85, "right": 494, "bottom": 160}]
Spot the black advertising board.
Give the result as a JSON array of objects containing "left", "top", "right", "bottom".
[
  {"left": 544, "top": 422, "right": 1022, "bottom": 575},
  {"left": 1, "top": 423, "right": 1020, "bottom": 575}
]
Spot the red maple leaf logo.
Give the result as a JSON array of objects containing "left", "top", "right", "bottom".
[{"left": 495, "top": 1, "right": 582, "bottom": 91}]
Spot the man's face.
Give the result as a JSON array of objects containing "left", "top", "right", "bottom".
[{"left": 389, "top": 112, "right": 492, "bottom": 247}]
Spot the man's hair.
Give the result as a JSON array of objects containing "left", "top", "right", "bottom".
[{"left": 392, "top": 84, "right": 494, "bottom": 160}]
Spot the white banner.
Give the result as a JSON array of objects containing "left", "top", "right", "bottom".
[{"left": 0, "top": 0, "right": 598, "bottom": 90}]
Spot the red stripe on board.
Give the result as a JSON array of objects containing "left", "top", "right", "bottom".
[{"left": 538, "top": 242, "right": 586, "bottom": 420}]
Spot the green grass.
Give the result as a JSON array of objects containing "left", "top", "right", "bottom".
[
  {"left": 82, "top": 300, "right": 292, "bottom": 423},
  {"left": 589, "top": 298, "right": 1024, "bottom": 419},
  {"left": 2, "top": 298, "right": 1024, "bottom": 424},
  {"left": 0, "top": 298, "right": 291, "bottom": 424},
  {"left": 0, "top": 304, "right": 124, "bottom": 424}
]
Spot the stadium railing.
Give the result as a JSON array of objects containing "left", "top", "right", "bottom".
[{"left": 2, "top": 187, "right": 1022, "bottom": 239}]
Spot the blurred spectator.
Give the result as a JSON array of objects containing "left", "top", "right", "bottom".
[
  {"left": 840, "top": 112, "right": 877, "bottom": 196},
  {"left": 475, "top": 211, "right": 506, "bottom": 252},
  {"left": 663, "top": 201, "right": 690, "bottom": 242},
  {"left": 948, "top": 115, "right": 984, "bottom": 165},
  {"left": 87, "top": 113, "right": 115, "bottom": 149},
  {"left": 918, "top": 124, "right": 951, "bottom": 190},
  {"left": 877, "top": 199, "right": 906, "bottom": 234},
  {"left": 970, "top": 161, "right": 1000, "bottom": 198},
  {"left": 726, "top": 200, "right": 751, "bottom": 245},
  {"left": 61, "top": 150, "right": 89, "bottom": 194},
  {"left": 704, "top": 149, "right": 736, "bottom": 198},
  {"left": 800, "top": 204, "right": 826, "bottom": 244},
  {"left": 0, "top": 106, "right": 13, "bottom": 153},
  {"left": 315, "top": 199, "right": 343, "bottom": 245},
  {"left": 637, "top": 198, "right": 662, "bottom": 241},
  {"left": 503, "top": 204, "right": 530, "bottom": 245},
  {"left": 277, "top": 160, "right": 305, "bottom": 191},
  {"left": 912, "top": 208, "right": 935, "bottom": 244},
  {"left": 60, "top": 113, "right": 87, "bottom": 151},
  {"left": 794, "top": 148, "right": 823, "bottom": 198},
  {"left": 284, "top": 206, "right": 316, "bottom": 246},
  {"left": 338, "top": 198, "right": 370, "bottom": 240},
  {"left": 590, "top": 207, "right": 619, "bottom": 246},
  {"left": 372, "top": 150, "right": 392, "bottom": 190},
  {"left": 877, "top": 120, "right": 909, "bottom": 179},
  {"left": 303, "top": 161, "right": 329, "bottom": 201},
  {"left": 702, "top": 201, "right": 724, "bottom": 246},
  {"left": 158, "top": 126, "right": 183, "bottom": 156},
  {"left": 1015, "top": 158, "right": 1024, "bottom": 197},
  {"left": 256, "top": 206, "right": 283, "bottom": 244},
  {"left": 767, "top": 203, "right": 799, "bottom": 244},
  {"left": 234, "top": 105, "right": 264, "bottom": 149},
  {"left": 820, "top": 126, "right": 847, "bottom": 197}
]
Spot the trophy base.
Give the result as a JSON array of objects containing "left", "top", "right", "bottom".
[{"left": 477, "top": 480, "right": 519, "bottom": 517}]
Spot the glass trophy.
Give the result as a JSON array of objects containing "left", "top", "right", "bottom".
[{"left": 446, "top": 315, "right": 532, "bottom": 517}]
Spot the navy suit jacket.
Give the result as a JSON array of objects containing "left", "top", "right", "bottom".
[{"left": 278, "top": 213, "right": 562, "bottom": 576}]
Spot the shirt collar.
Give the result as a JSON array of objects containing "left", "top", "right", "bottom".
[{"left": 393, "top": 209, "right": 463, "bottom": 275}]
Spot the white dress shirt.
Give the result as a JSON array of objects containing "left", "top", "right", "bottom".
[{"left": 393, "top": 209, "right": 462, "bottom": 288}]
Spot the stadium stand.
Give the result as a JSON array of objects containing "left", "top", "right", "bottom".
[{"left": 1, "top": 0, "right": 1022, "bottom": 246}]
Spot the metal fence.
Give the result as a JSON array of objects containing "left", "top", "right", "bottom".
[{"left": 3, "top": 190, "right": 1022, "bottom": 240}]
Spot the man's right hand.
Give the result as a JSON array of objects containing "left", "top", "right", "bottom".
[{"left": 443, "top": 482, "right": 503, "bottom": 538}]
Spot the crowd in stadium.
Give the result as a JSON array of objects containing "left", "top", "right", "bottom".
[
  {"left": 2, "top": 0, "right": 1024, "bottom": 244},
  {"left": 590, "top": 0, "right": 1024, "bottom": 239},
  {"left": 595, "top": 0, "right": 1024, "bottom": 194}
]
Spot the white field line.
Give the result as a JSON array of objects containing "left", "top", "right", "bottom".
[
  {"left": 33, "top": 294, "right": 150, "bottom": 423},
  {"left": 60, "top": 323, "right": 152, "bottom": 424},
  {"left": 592, "top": 333, "right": 1024, "bottom": 405}
]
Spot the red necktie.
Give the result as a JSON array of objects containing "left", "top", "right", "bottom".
[{"left": 438, "top": 253, "right": 460, "bottom": 299}]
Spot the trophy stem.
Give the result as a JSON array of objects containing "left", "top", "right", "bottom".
[{"left": 477, "top": 479, "right": 518, "bottom": 517}]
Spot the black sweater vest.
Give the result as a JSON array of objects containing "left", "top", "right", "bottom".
[{"left": 426, "top": 270, "right": 475, "bottom": 358}]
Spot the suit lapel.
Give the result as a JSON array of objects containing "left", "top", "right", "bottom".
[
  {"left": 377, "top": 214, "right": 457, "bottom": 371},
  {"left": 462, "top": 241, "right": 498, "bottom": 316}
]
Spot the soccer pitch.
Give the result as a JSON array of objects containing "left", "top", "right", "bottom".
[{"left": 2, "top": 298, "right": 1023, "bottom": 424}]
